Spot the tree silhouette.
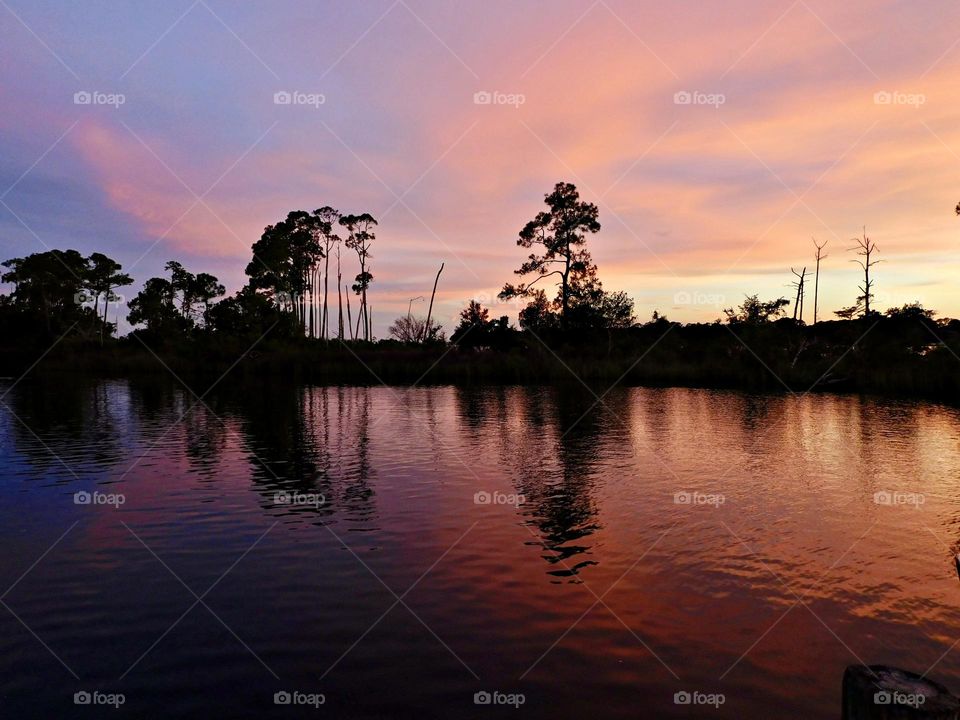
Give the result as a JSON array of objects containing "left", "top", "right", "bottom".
[
  {"left": 848, "top": 228, "right": 881, "bottom": 317},
  {"left": 128, "top": 261, "right": 224, "bottom": 336},
  {"left": 339, "top": 213, "right": 377, "bottom": 341},
  {"left": 206, "top": 285, "right": 294, "bottom": 338},
  {"left": 790, "top": 267, "right": 809, "bottom": 323},
  {"left": 389, "top": 315, "right": 442, "bottom": 343},
  {"left": 451, "top": 300, "right": 515, "bottom": 349},
  {"left": 834, "top": 302, "right": 862, "bottom": 320},
  {"left": 812, "top": 238, "right": 828, "bottom": 324},
  {"left": 499, "top": 182, "right": 601, "bottom": 329},
  {"left": 724, "top": 294, "right": 791, "bottom": 324},
  {"left": 246, "top": 211, "right": 324, "bottom": 334},
  {"left": 885, "top": 302, "right": 935, "bottom": 319},
  {"left": 2, "top": 250, "right": 110, "bottom": 337},
  {"left": 192, "top": 272, "right": 226, "bottom": 327},
  {"left": 451, "top": 300, "right": 491, "bottom": 347},
  {"left": 313, "top": 206, "right": 341, "bottom": 340},
  {"left": 127, "top": 277, "right": 183, "bottom": 335},
  {"left": 518, "top": 289, "right": 558, "bottom": 330},
  {"left": 87, "top": 252, "right": 132, "bottom": 341}
]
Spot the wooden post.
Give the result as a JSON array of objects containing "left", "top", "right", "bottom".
[{"left": 842, "top": 665, "right": 960, "bottom": 719}]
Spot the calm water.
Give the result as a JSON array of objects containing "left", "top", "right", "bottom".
[{"left": 2, "top": 380, "right": 960, "bottom": 718}]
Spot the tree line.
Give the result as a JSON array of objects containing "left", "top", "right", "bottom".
[{"left": 0, "top": 181, "right": 943, "bottom": 350}]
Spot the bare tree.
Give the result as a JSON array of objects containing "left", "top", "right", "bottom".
[
  {"left": 790, "top": 267, "right": 809, "bottom": 323},
  {"left": 390, "top": 315, "right": 443, "bottom": 343},
  {"left": 812, "top": 238, "right": 827, "bottom": 324},
  {"left": 849, "top": 228, "right": 881, "bottom": 317}
]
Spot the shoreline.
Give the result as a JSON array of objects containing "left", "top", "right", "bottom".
[{"left": 3, "top": 318, "right": 958, "bottom": 403}]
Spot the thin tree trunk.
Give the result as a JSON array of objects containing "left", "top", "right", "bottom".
[
  {"left": 360, "top": 258, "right": 368, "bottom": 341},
  {"left": 313, "top": 265, "right": 321, "bottom": 338},
  {"left": 355, "top": 294, "right": 363, "bottom": 340},
  {"left": 798, "top": 271, "right": 805, "bottom": 323},
  {"left": 814, "top": 257, "right": 821, "bottom": 324},
  {"left": 423, "top": 262, "right": 444, "bottom": 342},
  {"left": 346, "top": 285, "right": 354, "bottom": 340},
  {"left": 102, "top": 285, "right": 110, "bottom": 343},
  {"left": 337, "top": 248, "right": 344, "bottom": 340},
  {"left": 864, "top": 263, "right": 870, "bottom": 316},
  {"left": 322, "top": 249, "right": 330, "bottom": 340}
]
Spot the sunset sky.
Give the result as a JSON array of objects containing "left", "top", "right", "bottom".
[{"left": 2, "top": 0, "right": 959, "bottom": 333}]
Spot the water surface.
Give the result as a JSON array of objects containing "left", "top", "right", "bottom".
[{"left": 2, "top": 380, "right": 960, "bottom": 718}]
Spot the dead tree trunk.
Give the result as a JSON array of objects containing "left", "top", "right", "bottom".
[
  {"left": 422, "top": 262, "right": 444, "bottom": 342},
  {"left": 813, "top": 238, "right": 828, "bottom": 324},
  {"left": 850, "top": 228, "right": 881, "bottom": 317},
  {"left": 798, "top": 267, "right": 807, "bottom": 322},
  {"left": 791, "top": 267, "right": 808, "bottom": 322}
]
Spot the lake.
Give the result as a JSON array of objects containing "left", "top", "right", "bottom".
[{"left": 2, "top": 380, "right": 960, "bottom": 718}]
